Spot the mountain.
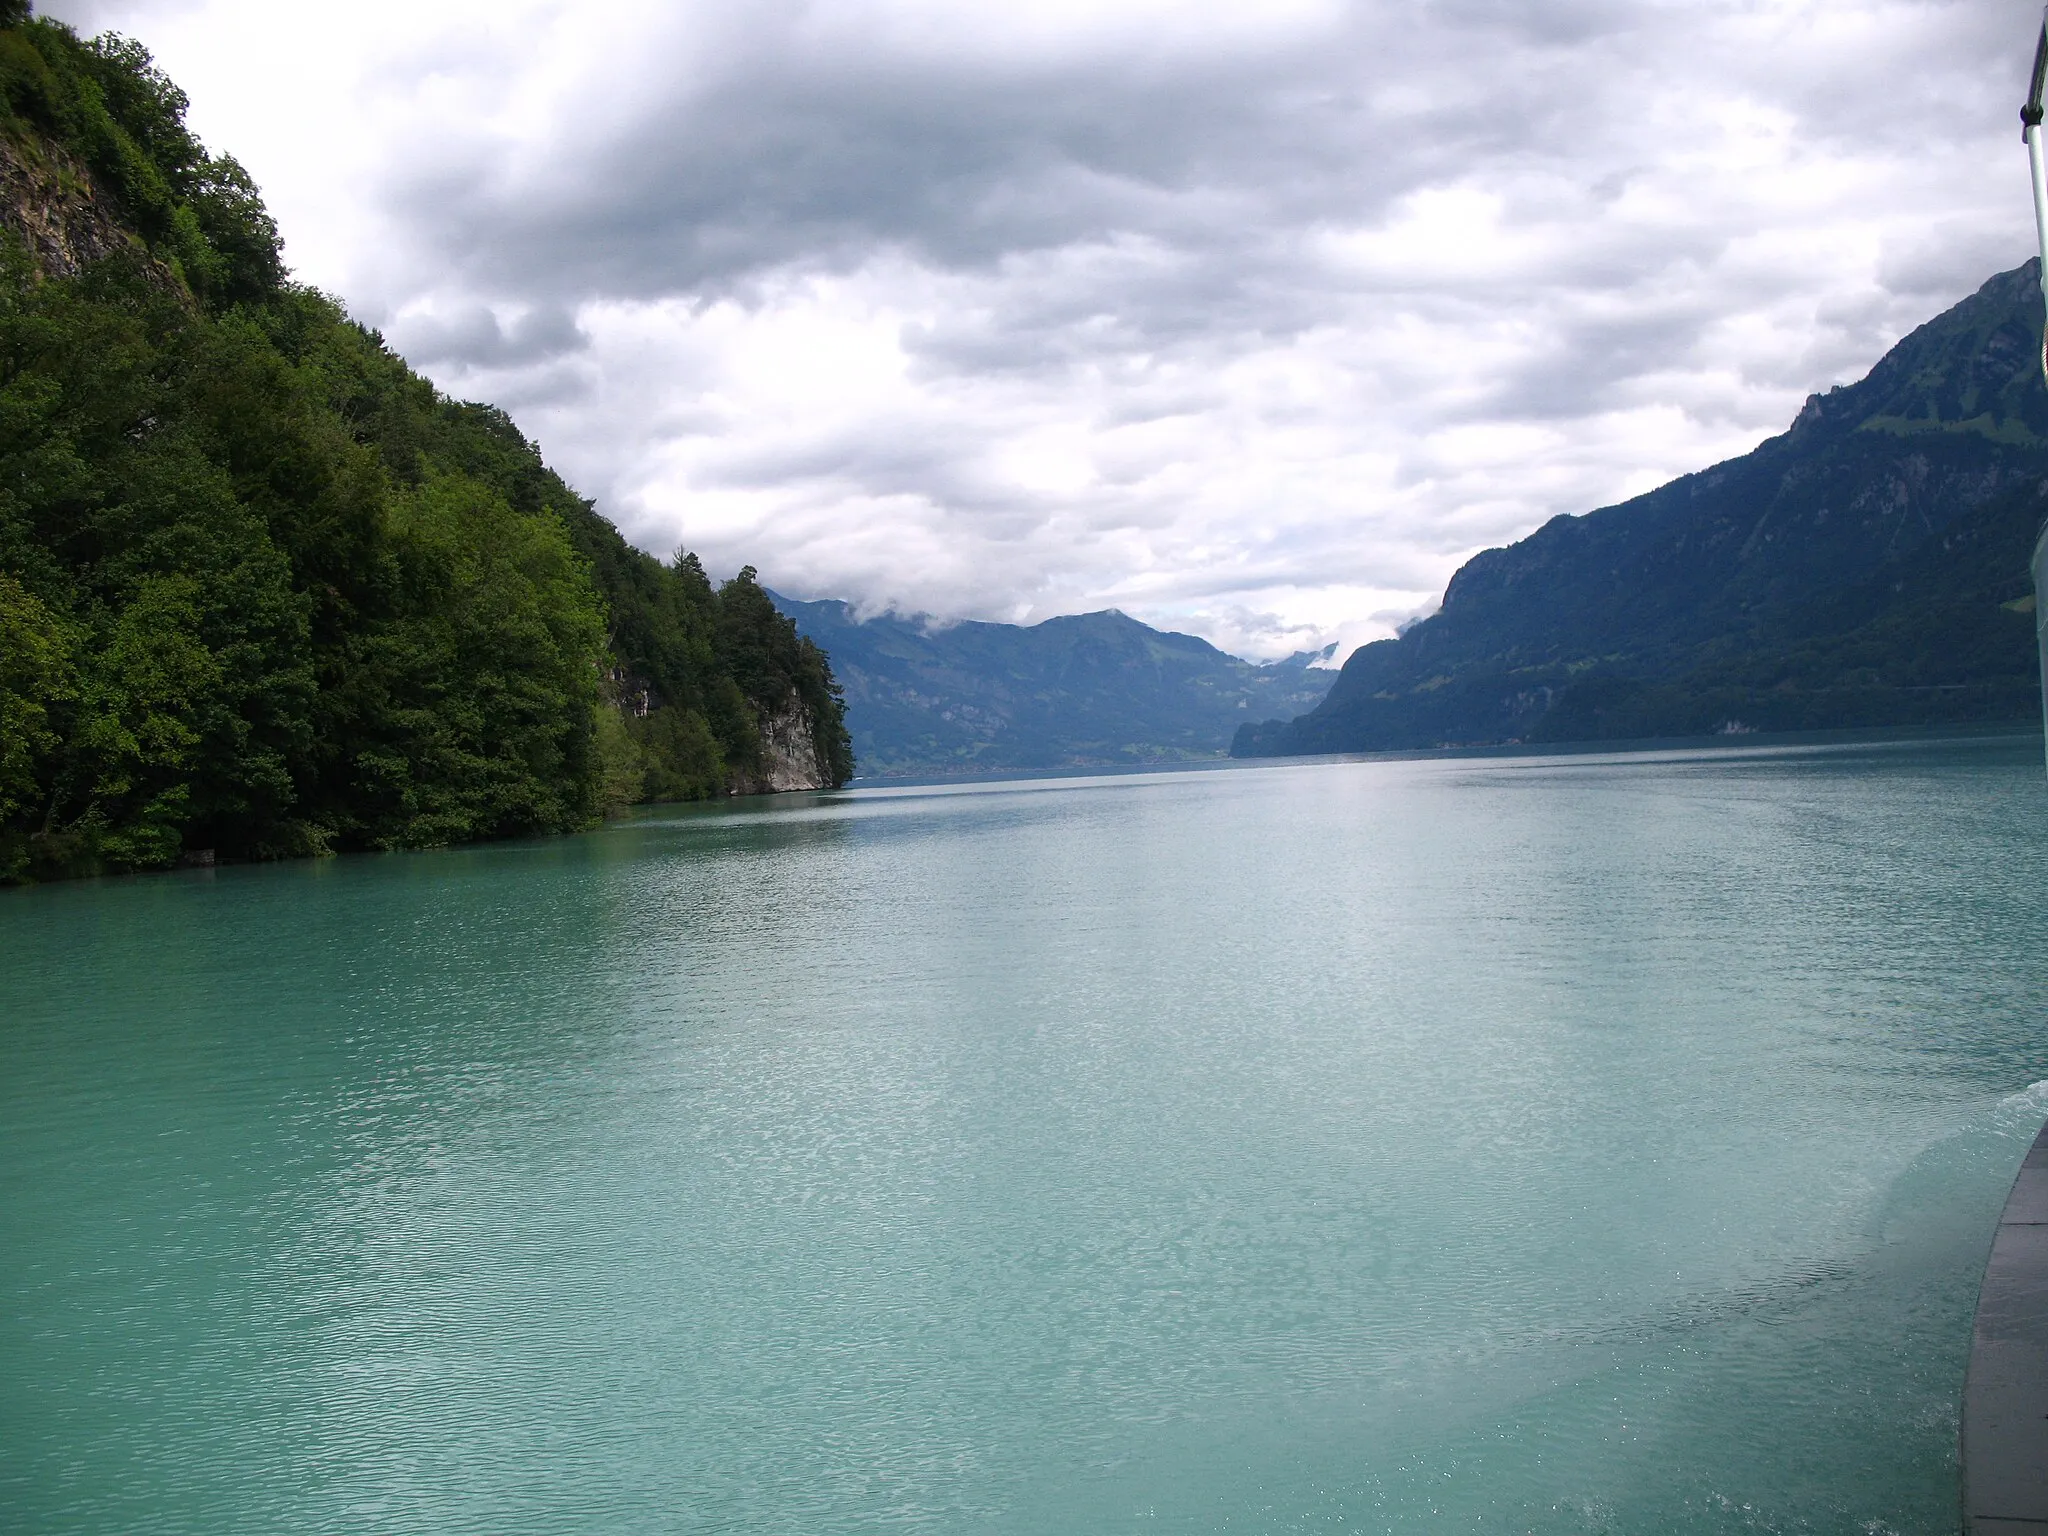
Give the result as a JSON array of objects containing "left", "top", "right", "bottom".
[
  {"left": 1236, "top": 262, "right": 2048, "bottom": 757},
  {"left": 0, "top": 10, "right": 849, "bottom": 883},
  {"left": 771, "top": 595, "right": 1336, "bottom": 775}
]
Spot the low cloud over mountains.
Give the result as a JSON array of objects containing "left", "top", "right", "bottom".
[{"left": 49, "top": 0, "right": 2043, "bottom": 658}]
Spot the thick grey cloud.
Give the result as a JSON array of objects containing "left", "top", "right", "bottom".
[{"left": 41, "top": 0, "right": 2045, "bottom": 658}]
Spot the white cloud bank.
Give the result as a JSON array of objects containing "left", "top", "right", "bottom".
[{"left": 43, "top": 0, "right": 2044, "bottom": 658}]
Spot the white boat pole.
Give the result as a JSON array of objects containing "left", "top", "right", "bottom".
[
  {"left": 2023, "top": 12, "right": 2048, "bottom": 774},
  {"left": 2026, "top": 7, "right": 2048, "bottom": 378},
  {"left": 2030, "top": 13, "right": 2048, "bottom": 774}
]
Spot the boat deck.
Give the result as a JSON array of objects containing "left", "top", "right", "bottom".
[{"left": 1963, "top": 1117, "right": 2048, "bottom": 1532}]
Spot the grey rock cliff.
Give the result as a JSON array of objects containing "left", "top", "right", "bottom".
[
  {"left": 0, "top": 133, "right": 148, "bottom": 280},
  {"left": 734, "top": 691, "right": 832, "bottom": 794}
]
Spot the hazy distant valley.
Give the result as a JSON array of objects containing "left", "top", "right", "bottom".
[
  {"left": 781, "top": 262, "right": 2048, "bottom": 776},
  {"left": 773, "top": 595, "right": 1336, "bottom": 776}
]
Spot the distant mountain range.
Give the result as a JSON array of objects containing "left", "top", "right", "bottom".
[
  {"left": 770, "top": 596, "right": 1335, "bottom": 776},
  {"left": 1237, "top": 262, "right": 2048, "bottom": 757}
]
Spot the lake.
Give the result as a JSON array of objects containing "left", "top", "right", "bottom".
[{"left": 6, "top": 735, "right": 2048, "bottom": 1534}]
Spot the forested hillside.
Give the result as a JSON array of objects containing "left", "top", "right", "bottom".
[
  {"left": 1237, "top": 263, "right": 2048, "bottom": 757},
  {"left": 0, "top": 6, "right": 850, "bottom": 883}
]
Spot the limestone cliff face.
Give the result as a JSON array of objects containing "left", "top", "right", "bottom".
[
  {"left": 0, "top": 133, "right": 147, "bottom": 280},
  {"left": 735, "top": 691, "right": 833, "bottom": 794}
]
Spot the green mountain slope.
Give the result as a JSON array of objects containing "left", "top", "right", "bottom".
[
  {"left": 773, "top": 594, "right": 1334, "bottom": 774},
  {"left": 1236, "top": 263, "right": 2048, "bottom": 757},
  {"left": 0, "top": 9, "right": 849, "bottom": 882}
]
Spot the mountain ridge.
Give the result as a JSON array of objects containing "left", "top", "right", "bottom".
[
  {"left": 1236, "top": 262, "right": 2048, "bottom": 756},
  {"left": 772, "top": 593, "right": 1335, "bottom": 775}
]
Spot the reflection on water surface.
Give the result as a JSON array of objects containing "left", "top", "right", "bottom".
[{"left": 5, "top": 736, "right": 2048, "bottom": 1534}]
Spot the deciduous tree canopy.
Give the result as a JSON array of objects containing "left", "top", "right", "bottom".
[{"left": 0, "top": 9, "right": 851, "bottom": 882}]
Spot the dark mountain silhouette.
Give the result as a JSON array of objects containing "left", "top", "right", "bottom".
[{"left": 1236, "top": 262, "right": 2048, "bottom": 756}]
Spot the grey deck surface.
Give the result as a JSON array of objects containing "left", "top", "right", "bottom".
[{"left": 1964, "top": 1119, "right": 2048, "bottom": 1533}]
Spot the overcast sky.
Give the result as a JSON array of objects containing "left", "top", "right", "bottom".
[{"left": 39, "top": 0, "right": 2043, "bottom": 659}]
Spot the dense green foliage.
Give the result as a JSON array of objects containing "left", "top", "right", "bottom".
[
  {"left": 776, "top": 594, "right": 1334, "bottom": 773},
  {"left": 1237, "top": 263, "right": 2048, "bottom": 757},
  {"left": 0, "top": 12, "right": 850, "bottom": 882}
]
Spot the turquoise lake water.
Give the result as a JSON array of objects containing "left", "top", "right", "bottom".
[{"left": 7, "top": 736, "right": 2048, "bottom": 1534}]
